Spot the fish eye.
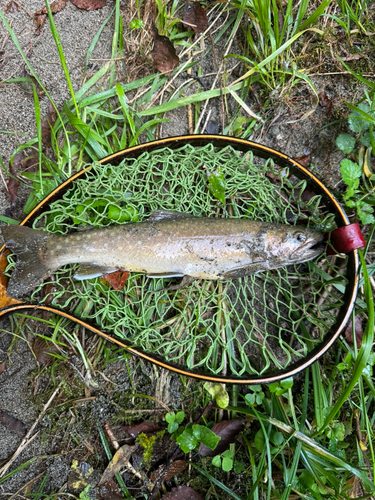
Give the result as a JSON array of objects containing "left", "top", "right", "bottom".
[{"left": 294, "top": 231, "right": 307, "bottom": 243}]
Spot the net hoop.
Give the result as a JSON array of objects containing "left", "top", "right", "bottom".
[{"left": 0, "top": 135, "right": 359, "bottom": 384}]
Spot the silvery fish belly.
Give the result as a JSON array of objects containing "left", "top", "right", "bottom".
[{"left": 0, "top": 210, "right": 324, "bottom": 299}]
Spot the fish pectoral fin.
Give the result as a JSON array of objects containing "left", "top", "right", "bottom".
[
  {"left": 148, "top": 210, "right": 195, "bottom": 221},
  {"left": 74, "top": 264, "right": 118, "bottom": 280},
  {"left": 147, "top": 272, "right": 184, "bottom": 279},
  {"left": 223, "top": 261, "right": 266, "bottom": 279}
]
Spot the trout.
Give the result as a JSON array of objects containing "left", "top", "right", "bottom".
[{"left": 0, "top": 210, "right": 324, "bottom": 299}]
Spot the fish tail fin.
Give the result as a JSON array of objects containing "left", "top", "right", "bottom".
[{"left": 0, "top": 225, "right": 51, "bottom": 299}]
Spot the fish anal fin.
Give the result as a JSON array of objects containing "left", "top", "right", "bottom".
[
  {"left": 74, "top": 264, "right": 118, "bottom": 280},
  {"left": 148, "top": 210, "right": 195, "bottom": 222}
]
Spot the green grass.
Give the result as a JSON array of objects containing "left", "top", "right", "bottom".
[{"left": 1, "top": 0, "right": 375, "bottom": 498}]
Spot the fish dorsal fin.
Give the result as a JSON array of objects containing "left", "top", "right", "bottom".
[
  {"left": 148, "top": 210, "right": 195, "bottom": 222},
  {"left": 74, "top": 264, "right": 117, "bottom": 281}
]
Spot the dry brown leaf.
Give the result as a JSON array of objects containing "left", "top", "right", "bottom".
[
  {"left": 41, "top": 102, "right": 58, "bottom": 147},
  {"left": 70, "top": 0, "right": 107, "bottom": 10},
  {"left": 294, "top": 154, "right": 311, "bottom": 168},
  {"left": 123, "top": 420, "right": 160, "bottom": 441},
  {"left": 33, "top": 337, "right": 59, "bottom": 366},
  {"left": 318, "top": 91, "right": 333, "bottom": 118},
  {"left": 102, "top": 270, "right": 130, "bottom": 290},
  {"left": 7, "top": 152, "right": 37, "bottom": 210},
  {"left": 99, "top": 445, "right": 134, "bottom": 485},
  {"left": 0, "top": 360, "right": 6, "bottom": 375},
  {"left": 0, "top": 251, "right": 22, "bottom": 308},
  {"left": 344, "top": 316, "right": 363, "bottom": 348},
  {"left": 97, "top": 478, "right": 124, "bottom": 500},
  {"left": 0, "top": 411, "right": 26, "bottom": 438},
  {"left": 34, "top": 0, "right": 67, "bottom": 34},
  {"left": 183, "top": 2, "right": 208, "bottom": 34},
  {"left": 198, "top": 420, "right": 244, "bottom": 457},
  {"left": 151, "top": 26, "right": 179, "bottom": 74},
  {"left": 161, "top": 486, "right": 204, "bottom": 500},
  {"left": 151, "top": 460, "right": 188, "bottom": 482},
  {"left": 5, "top": 1, "right": 18, "bottom": 13}
]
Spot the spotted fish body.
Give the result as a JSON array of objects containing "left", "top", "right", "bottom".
[{"left": 0, "top": 210, "right": 324, "bottom": 299}]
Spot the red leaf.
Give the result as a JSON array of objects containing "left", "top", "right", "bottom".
[
  {"left": 182, "top": 2, "right": 208, "bottom": 34},
  {"left": 151, "top": 26, "right": 179, "bottom": 74},
  {"left": 319, "top": 91, "right": 333, "bottom": 118},
  {"left": 70, "top": 0, "right": 107, "bottom": 10},
  {"left": 97, "top": 478, "right": 124, "bottom": 500},
  {"left": 0, "top": 360, "right": 6, "bottom": 375},
  {"left": 41, "top": 102, "right": 58, "bottom": 147},
  {"left": 0, "top": 412, "right": 26, "bottom": 438},
  {"left": 344, "top": 316, "right": 363, "bottom": 348},
  {"left": 103, "top": 270, "right": 130, "bottom": 290},
  {"left": 161, "top": 486, "right": 204, "bottom": 500},
  {"left": 123, "top": 420, "right": 160, "bottom": 439},
  {"left": 198, "top": 420, "right": 244, "bottom": 457}
]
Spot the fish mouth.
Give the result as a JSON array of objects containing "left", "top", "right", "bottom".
[{"left": 289, "top": 237, "right": 325, "bottom": 262}]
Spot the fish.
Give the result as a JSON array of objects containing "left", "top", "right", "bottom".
[{"left": 0, "top": 210, "right": 324, "bottom": 299}]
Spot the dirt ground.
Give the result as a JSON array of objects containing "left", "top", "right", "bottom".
[{"left": 0, "top": 1, "right": 371, "bottom": 498}]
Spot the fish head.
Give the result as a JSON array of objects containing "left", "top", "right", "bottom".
[{"left": 284, "top": 226, "right": 325, "bottom": 264}]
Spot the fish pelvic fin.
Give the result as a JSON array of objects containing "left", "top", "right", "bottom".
[{"left": 0, "top": 225, "right": 51, "bottom": 299}]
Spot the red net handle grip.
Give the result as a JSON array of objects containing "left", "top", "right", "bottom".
[{"left": 327, "top": 222, "right": 366, "bottom": 254}]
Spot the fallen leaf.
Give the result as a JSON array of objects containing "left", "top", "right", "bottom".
[
  {"left": 151, "top": 460, "right": 188, "bottom": 482},
  {"left": 344, "top": 316, "right": 363, "bottom": 348},
  {"left": 198, "top": 420, "right": 244, "bottom": 457},
  {"left": 123, "top": 421, "right": 160, "bottom": 441},
  {"left": 204, "top": 121, "right": 219, "bottom": 134},
  {"left": 161, "top": 486, "right": 204, "bottom": 500},
  {"left": 182, "top": 2, "right": 208, "bottom": 34},
  {"left": 0, "top": 360, "right": 6, "bottom": 375},
  {"left": 7, "top": 165, "right": 18, "bottom": 209},
  {"left": 41, "top": 102, "right": 58, "bottom": 147},
  {"left": 151, "top": 25, "right": 179, "bottom": 74},
  {"left": 318, "top": 91, "right": 333, "bottom": 118},
  {"left": 33, "top": 337, "right": 59, "bottom": 366},
  {"left": 68, "top": 461, "right": 93, "bottom": 493},
  {"left": 19, "top": 68, "right": 45, "bottom": 96},
  {"left": 0, "top": 251, "right": 22, "bottom": 308},
  {"left": 99, "top": 444, "right": 134, "bottom": 485},
  {"left": 70, "top": 0, "right": 107, "bottom": 10},
  {"left": 7, "top": 152, "right": 38, "bottom": 210},
  {"left": 97, "top": 478, "right": 124, "bottom": 500},
  {"left": 294, "top": 154, "right": 311, "bottom": 168},
  {"left": 34, "top": 0, "right": 67, "bottom": 35},
  {"left": 102, "top": 270, "right": 130, "bottom": 290},
  {"left": 5, "top": 1, "right": 18, "bottom": 13},
  {"left": 0, "top": 411, "right": 26, "bottom": 438}
]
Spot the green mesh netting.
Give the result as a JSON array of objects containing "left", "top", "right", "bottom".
[{"left": 26, "top": 143, "right": 346, "bottom": 376}]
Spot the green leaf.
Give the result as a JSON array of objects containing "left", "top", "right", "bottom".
[
  {"left": 348, "top": 102, "right": 372, "bottom": 134},
  {"left": 340, "top": 159, "right": 361, "bottom": 187},
  {"left": 192, "top": 425, "right": 221, "bottom": 451},
  {"left": 176, "top": 428, "right": 198, "bottom": 453},
  {"left": 358, "top": 210, "right": 375, "bottom": 225},
  {"left": 165, "top": 413, "right": 175, "bottom": 424},
  {"left": 272, "top": 431, "right": 284, "bottom": 446},
  {"left": 359, "top": 132, "right": 371, "bottom": 147},
  {"left": 203, "top": 382, "right": 229, "bottom": 408},
  {"left": 280, "top": 377, "right": 294, "bottom": 389},
  {"left": 222, "top": 456, "right": 233, "bottom": 472},
  {"left": 207, "top": 167, "right": 226, "bottom": 205},
  {"left": 233, "top": 461, "right": 245, "bottom": 474},
  {"left": 212, "top": 455, "right": 221, "bottom": 467},
  {"left": 254, "top": 429, "right": 265, "bottom": 452},
  {"left": 175, "top": 411, "right": 185, "bottom": 424},
  {"left": 168, "top": 422, "right": 179, "bottom": 434},
  {"left": 245, "top": 393, "right": 255, "bottom": 405},
  {"left": 130, "top": 18, "right": 145, "bottom": 29},
  {"left": 336, "top": 133, "right": 356, "bottom": 154}
]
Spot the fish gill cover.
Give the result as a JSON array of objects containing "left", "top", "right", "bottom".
[{"left": 7, "top": 143, "right": 343, "bottom": 377}]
